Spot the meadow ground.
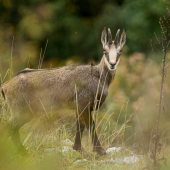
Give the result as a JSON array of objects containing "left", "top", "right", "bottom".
[{"left": 0, "top": 92, "right": 169, "bottom": 170}]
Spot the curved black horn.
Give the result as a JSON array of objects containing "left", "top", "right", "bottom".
[
  {"left": 108, "top": 28, "right": 112, "bottom": 45},
  {"left": 114, "top": 29, "right": 120, "bottom": 47}
]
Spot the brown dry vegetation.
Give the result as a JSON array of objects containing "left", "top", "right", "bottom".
[{"left": 1, "top": 50, "right": 170, "bottom": 169}]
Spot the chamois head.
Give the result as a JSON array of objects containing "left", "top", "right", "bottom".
[{"left": 101, "top": 27, "right": 126, "bottom": 71}]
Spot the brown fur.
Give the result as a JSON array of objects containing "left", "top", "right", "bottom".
[{"left": 1, "top": 28, "right": 126, "bottom": 155}]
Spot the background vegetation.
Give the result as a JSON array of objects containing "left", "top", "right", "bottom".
[
  {"left": 0, "top": 0, "right": 170, "bottom": 169},
  {"left": 0, "top": 0, "right": 167, "bottom": 69}
]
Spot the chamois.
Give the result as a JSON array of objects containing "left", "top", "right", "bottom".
[{"left": 1, "top": 28, "right": 126, "bottom": 155}]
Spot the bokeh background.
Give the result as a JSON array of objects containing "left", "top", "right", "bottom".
[{"left": 0, "top": 0, "right": 170, "bottom": 149}]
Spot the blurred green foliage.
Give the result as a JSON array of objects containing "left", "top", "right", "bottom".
[{"left": 0, "top": 0, "right": 167, "bottom": 67}]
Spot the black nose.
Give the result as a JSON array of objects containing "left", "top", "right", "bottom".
[{"left": 110, "top": 63, "right": 116, "bottom": 69}]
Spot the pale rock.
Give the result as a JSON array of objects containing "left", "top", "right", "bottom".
[
  {"left": 106, "top": 147, "right": 122, "bottom": 153},
  {"left": 74, "top": 159, "right": 88, "bottom": 163},
  {"left": 63, "top": 139, "right": 73, "bottom": 146}
]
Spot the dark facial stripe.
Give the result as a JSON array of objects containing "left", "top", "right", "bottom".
[
  {"left": 116, "top": 52, "right": 121, "bottom": 62},
  {"left": 104, "top": 51, "right": 109, "bottom": 61}
]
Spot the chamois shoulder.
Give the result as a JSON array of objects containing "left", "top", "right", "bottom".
[
  {"left": 15, "top": 68, "right": 43, "bottom": 76},
  {"left": 14, "top": 67, "right": 60, "bottom": 76}
]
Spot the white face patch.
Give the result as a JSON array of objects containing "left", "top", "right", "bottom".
[
  {"left": 104, "top": 57, "right": 120, "bottom": 71},
  {"left": 109, "top": 47, "right": 117, "bottom": 63}
]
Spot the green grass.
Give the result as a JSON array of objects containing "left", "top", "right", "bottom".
[
  {"left": 0, "top": 95, "right": 158, "bottom": 170},
  {"left": 0, "top": 71, "right": 169, "bottom": 170}
]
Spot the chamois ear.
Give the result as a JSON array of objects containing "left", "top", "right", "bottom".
[
  {"left": 101, "top": 27, "right": 107, "bottom": 49},
  {"left": 119, "top": 29, "right": 126, "bottom": 49}
]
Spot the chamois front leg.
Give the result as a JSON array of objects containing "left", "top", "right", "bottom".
[
  {"left": 84, "top": 111, "right": 106, "bottom": 156},
  {"left": 73, "top": 113, "right": 85, "bottom": 151}
]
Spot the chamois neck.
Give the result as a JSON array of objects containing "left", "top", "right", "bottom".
[{"left": 94, "top": 56, "right": 116, "bottom": 87}]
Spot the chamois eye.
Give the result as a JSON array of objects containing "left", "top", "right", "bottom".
[
  {"left": 118, "top": 50, "right": 122, "bottom": 56},
  {"left": 118, "top": 49, "right": 122, "bottom": 55}
]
